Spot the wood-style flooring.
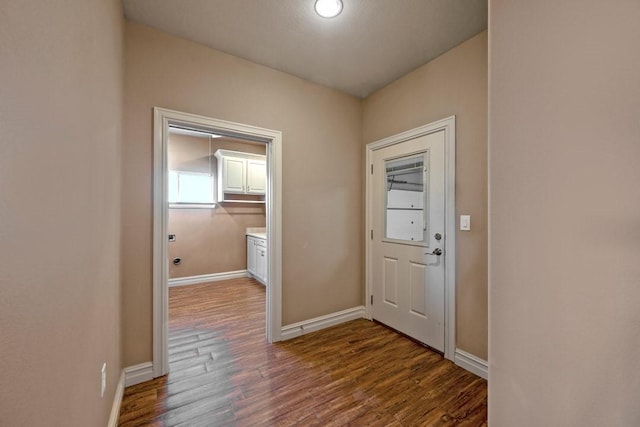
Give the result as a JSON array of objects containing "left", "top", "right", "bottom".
[{"left": 119, "top": 277, "right": 487, "bottom": 426}]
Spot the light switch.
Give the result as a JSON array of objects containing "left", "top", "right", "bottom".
[{"left": 460, "top": 215, "right": 471, "bottom": 231}]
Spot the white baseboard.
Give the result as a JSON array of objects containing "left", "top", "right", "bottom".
[
  {"left": 124, "top": 362, "right": 154, "bottom": 387},
  {"left": 107, "top": 370, "right": 125, "bottom": 427},
  {"left": 454, "top": 349, "right": 488, "bottom": 380},
  {"left": 168, "top": 270, "right": 249, "bottom": 287},
  {"left": 281, "top": 306, "right": 366, "bottom": 340}
]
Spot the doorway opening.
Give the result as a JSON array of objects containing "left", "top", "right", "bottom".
[
  {"left": 166, "top": 128, "right": 267, "bottom": 285},
  {"left": 153, "top": 108, "right": 283, "bottom": 377}
]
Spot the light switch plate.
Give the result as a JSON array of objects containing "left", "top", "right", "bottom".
[{"left": 460, "top": 215, "right": 471, "bottom": 231}]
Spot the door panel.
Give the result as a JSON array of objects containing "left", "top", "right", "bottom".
[
  {"left": 383, "top": 257, "right": 399, "bottom": 306},
  {"left": 371, "top": 130, "right": 446, "bottom": 351},
  {"left": 409, "top": 262, "right": 427, "bottom": 317}
]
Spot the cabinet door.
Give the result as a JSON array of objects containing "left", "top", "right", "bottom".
[
  {"left": 260, "top": 246, "right": 268, "bottom": 283},
  {"left": 247, "top": 237, "right": 256, "bottom": 275},
  {"left": 223, "top": 157, "right": 246, "bottom": 194},
  {"left": 255, "top": 239, "right": 267, "bottom": 283},
  {"left": 246, "top": 160, "right": 266, "bottom": 194}
]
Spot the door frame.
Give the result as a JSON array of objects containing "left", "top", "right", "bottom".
[
  {"left": 152, "top": 107, "right": 283, "bottom": 377},
  {"left": 365, "top": 116, "right": 456, "bottom": 361}
]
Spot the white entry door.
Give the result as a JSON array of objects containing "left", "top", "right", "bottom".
[{"left": 371, "top": 130, "right": 446, "bottom": 351}]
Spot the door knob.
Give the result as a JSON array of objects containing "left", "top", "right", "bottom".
[{"left": 425, "top": 248, "right": 443, "bottom": 256}]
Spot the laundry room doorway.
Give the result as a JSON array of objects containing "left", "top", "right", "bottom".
[{"left": 152, "top": 107, "right": 283, "bottom": 377}]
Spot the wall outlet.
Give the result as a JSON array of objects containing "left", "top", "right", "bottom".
[{"left": 101, "top": 363, "right": 107, "bottom": 398}]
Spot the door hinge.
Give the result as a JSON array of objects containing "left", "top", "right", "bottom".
[
  {"left": 370, "top": 295, "right": 373, "bottom": 305},
  {"left": 370, "top": 229, "right": 373, "bottom": 240},
  {"left": 370, "top": 164, "right": 373, "bottom": 175}
]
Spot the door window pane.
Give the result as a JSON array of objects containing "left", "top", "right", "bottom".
[{"left": 384, "top": 153, "right": 427, "bottom": 242}]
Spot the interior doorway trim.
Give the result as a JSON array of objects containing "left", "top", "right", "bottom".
[
  {"left": 152, "top": 107, "right": 283, "bottom": 377},
  {"left": 365, "top": 116, "right": 456, "bottom": 361}
]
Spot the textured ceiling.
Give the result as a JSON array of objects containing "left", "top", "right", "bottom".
[{"left": 123, "top": 0, "right": 487, "bottom": 98}]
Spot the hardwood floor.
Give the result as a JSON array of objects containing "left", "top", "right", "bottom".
[{"left": 119, "top": 278, "right": 487, "bottom": 426}]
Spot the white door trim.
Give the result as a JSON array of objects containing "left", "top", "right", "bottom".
[
  {"left": 152, "top": 107, "right": 283, "bottom": 377},
  {"left": 365, "top": 116, "right": 456, "bottom": 361}
]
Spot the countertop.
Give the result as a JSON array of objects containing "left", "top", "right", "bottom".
[{"left": 246, "top": 227, "right": 266, "bottom": 240}]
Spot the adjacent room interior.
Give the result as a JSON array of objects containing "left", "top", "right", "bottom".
[{"left": 166, "top": 127, "right": 268, "bottom": 286}]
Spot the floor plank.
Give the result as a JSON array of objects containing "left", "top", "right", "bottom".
[{"left": 119, "top": 277, "right": 487, "bottom": 426}]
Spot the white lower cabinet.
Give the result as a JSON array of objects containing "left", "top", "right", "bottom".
[
  {"left": 254, "top": 240, "right": 267, "bottom": 283},
  {"left": 247, "top": 236, "right": 257, "bottom": 277},
  {"left": 247, "top": 236, "right": 267, "bottom": 285}
]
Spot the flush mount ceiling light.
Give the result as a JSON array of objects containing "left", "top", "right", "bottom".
[{"left": 314, "top": 0, "right": 343, "bottom": 18}]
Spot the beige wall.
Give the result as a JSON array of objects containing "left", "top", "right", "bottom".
[
  {"left": 0, "top": 1, "right": 123, "bottom": 425},
  {"left": 363, "top": 31, "right": 488, "bottom": 359},
  {"left": 168, "top": 134, "right": 266, "bottom": 278},
  {"left": 489, "top": 1, "right": 640, "bottom": 425},
  {"left": 122, "top": 22, "right": 363, "bottom": 366}
]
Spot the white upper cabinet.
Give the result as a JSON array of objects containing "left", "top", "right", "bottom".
[
  {"left": 222, "top": 157, "right": 246, "bottom": 193},
  {"left": 214, "top": 149, "right": 266, "bottom": 202},
  {"left": 246, "top": 159, "right": 266, "bottom": 194}
]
